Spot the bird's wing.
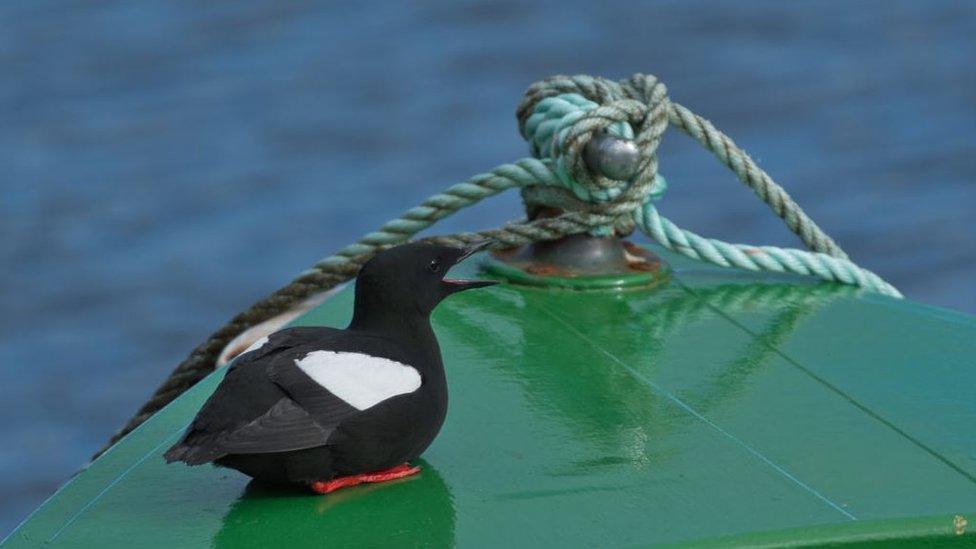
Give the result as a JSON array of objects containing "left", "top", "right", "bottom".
[
  {"left": 166, "top": 327, "right": 343, "bottom": 463},
  {"left": 166, "top": 331, "right": 420, "bottom": 464},
  {"left": 165, "top": 397, "right": 332, "bottom": 464},
  {"left": 267, "top": 333, "right": 421, "bottom": 422},
  {"left": 212, "top": 398, "right": 332, "bottom": 455}
]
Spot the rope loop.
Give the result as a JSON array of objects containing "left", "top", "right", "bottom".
[
  {"left": 517, "top": 74, "right": 672, "bottom": 237},
  {"left": 98, "top": 72, "right": 902, "bottom": 458},
  {"left": 513, "top": 73, "right": 899, "bottom": 298}
]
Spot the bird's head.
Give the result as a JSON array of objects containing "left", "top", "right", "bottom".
[{"left": 352, "top": 241, "right": 498, "bottom": 322}]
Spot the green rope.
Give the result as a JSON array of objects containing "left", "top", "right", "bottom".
[
  {"left": 515, "top": 74, "right": 898, "bottom": 296},
  {"left": 97, "top": 72, "right": 900, "bottom": 457}
]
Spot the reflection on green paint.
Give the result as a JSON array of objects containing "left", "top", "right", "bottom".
[
  {"left": 5, "top": 248, "right": 976, "bottom": 548},
  {"left": 213, "top": 461, "right": 454, "bottom": 548}
]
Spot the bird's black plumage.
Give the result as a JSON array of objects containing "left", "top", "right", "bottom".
[{"left": 164, "top": 242, "right": 495, "bottom": 486}]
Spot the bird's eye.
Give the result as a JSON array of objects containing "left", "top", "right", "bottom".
[{"left": 427, "top": 259, "right": 441, "bottom": 273}]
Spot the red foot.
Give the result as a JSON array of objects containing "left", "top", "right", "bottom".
[{"left": 310, "top": 463, "right": 421, "bottom": 494}]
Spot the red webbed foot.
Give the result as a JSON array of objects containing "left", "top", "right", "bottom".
[{"left": 310, "top": 463, "right": 421, "bottom": 494}]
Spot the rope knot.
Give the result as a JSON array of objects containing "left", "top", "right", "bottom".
[
  {"left": 517, "top": 74, "right": 670, "bottom": 235},
  {"left": 106, "top": 70, "right": 902, "bottom": 459},
  {"left": 523, "top": 94, "right": 641, "bottom": 198}
]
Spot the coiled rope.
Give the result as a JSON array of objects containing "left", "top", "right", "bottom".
[{"left": 97, "top": 73, "right": 899, "bottom": 457}]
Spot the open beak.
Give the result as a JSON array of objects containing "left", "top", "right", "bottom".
[{"left": 441, "top": 240, "right": 499, "bottom": 294}]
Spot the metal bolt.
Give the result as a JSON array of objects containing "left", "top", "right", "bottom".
[{"left": 583, "top": 133, "right": 640, "bottom": 181}]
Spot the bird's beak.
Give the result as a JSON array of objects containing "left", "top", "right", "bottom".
[{"left": 441, "top": 240, "right": 498, "bottom": 294}]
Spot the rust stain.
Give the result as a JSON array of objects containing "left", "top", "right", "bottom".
[
  {"left": 491, "top": 238, "right": 664, "bottom": 280},
  {"left": 621, "top": 241, "right": 642, "bottom": 253},
  {"left": 628, "top": 260, "right": 656, "bottom": 272},
  {"left": 525, "top": 263, "right": 573, "bottom": 276},
  {"left": 621, "top": 241, "right": 662, "bottom": 273}
]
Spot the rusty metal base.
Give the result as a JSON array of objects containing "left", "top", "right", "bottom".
[{"left": 484, "top": 234, "right": 669, "bottom": 290}]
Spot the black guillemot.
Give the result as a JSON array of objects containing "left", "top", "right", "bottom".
[{"left": 164, "top": 241, "right": 496, "bottom": 493}]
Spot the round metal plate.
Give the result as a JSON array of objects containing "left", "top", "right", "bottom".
[{"left": 483, "top": 236, "right": 670, "bottom": 290}]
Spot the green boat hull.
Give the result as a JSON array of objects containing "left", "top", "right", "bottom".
[{"left": 6, "top": 246, "right": 975, "bottom": 547}]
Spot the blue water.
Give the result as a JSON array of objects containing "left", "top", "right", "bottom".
[{"left": 1, "top": 0, "right": 974, "bottom": 536}]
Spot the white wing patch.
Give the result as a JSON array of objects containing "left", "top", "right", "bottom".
[{"left": 294, "top": 351, "right": 422, "bottom": 411}]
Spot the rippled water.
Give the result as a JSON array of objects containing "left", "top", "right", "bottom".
[{"left": 1, "top": 0, "right": 974, "bottom": 536}]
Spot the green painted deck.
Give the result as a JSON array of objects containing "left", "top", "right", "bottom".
[{"left": 5, "top": 246, "right": 976, "bottom": 547}]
